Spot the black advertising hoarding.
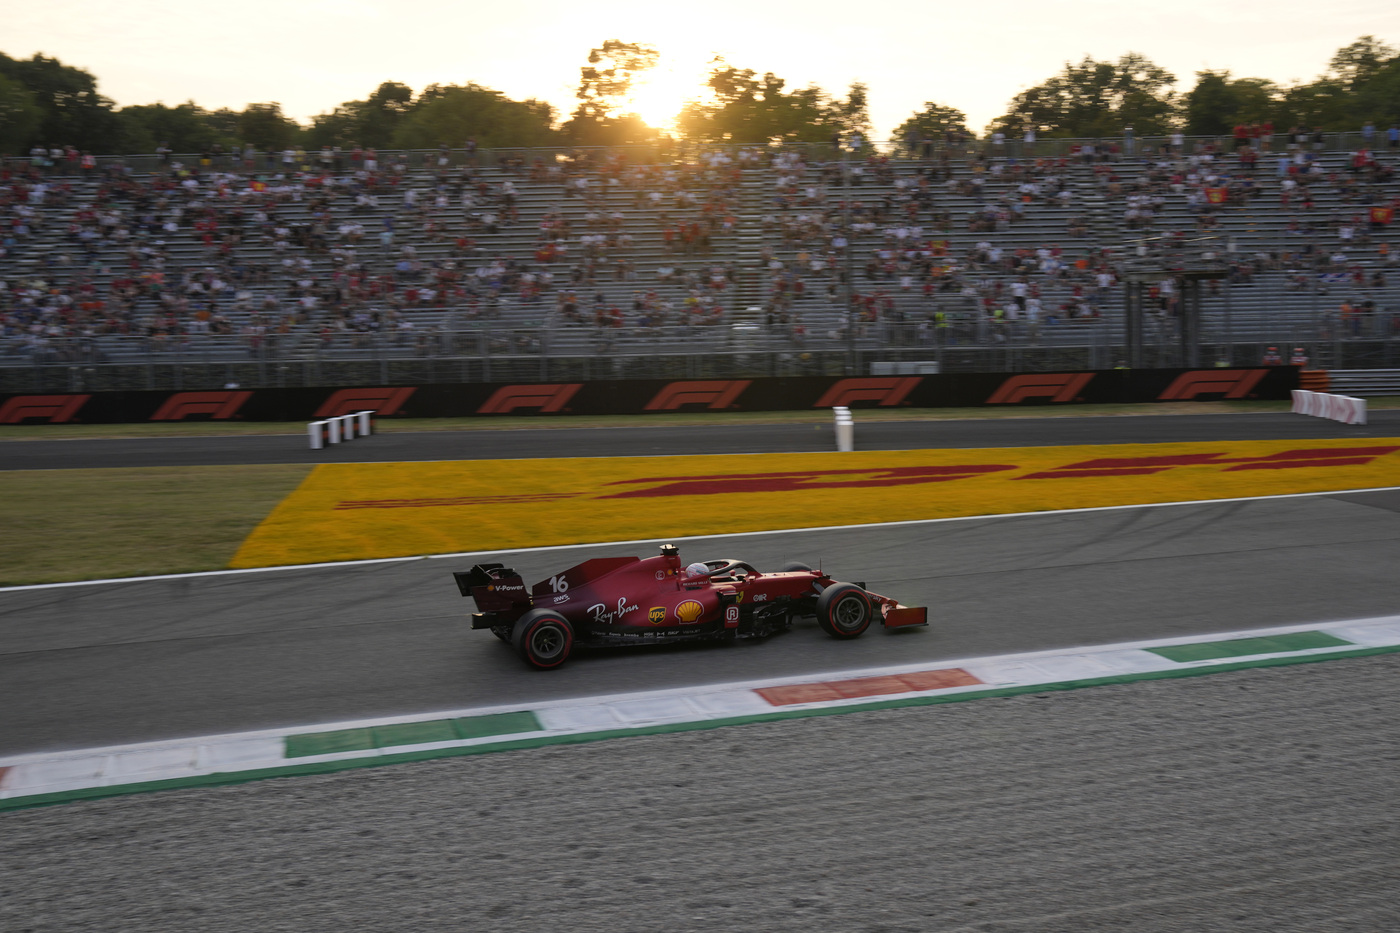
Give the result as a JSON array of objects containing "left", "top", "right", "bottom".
[{"left": 0, "top": 367, "right": 1299, "bottom": 425}]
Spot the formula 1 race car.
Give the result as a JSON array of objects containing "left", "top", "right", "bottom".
[{"left": 453, "top": 544, "right": 927, "bottom": 669}]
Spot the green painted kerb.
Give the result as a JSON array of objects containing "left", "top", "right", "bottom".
[
  {"left": 284, "top": 710, "right": 543, "bottom": 758},
  {"left": 1148, "top": 630, "right": 1353, "bottom": 663}
]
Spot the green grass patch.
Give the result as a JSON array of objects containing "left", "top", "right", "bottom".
[
  {"left": 0, "top": 464, "right": 313, "bottom": 585},
  {"left": 2, "top": 398, "right": 1379, "bottom": 440}
]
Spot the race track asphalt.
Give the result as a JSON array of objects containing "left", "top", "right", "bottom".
[
  {"left": 4, "top": 408, "right": 1400, "bottom": 469},
  {"left": 3, "top": 483, "right": 1398, "bottom": 757}
]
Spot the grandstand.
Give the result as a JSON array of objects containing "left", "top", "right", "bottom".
[{"left": 2, "top": 136, "right": 1397, "bottom": 393}]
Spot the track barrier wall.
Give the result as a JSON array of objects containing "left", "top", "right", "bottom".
[
  {"left": 1291, "top": 390, "right": 1367, "bottom": 425},
  {"left": 0, "top": 367, "right": 1299, "bottom": 425}
]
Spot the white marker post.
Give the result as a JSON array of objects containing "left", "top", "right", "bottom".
[
  {"left": 309, "top": 410, "right": 377, "bottom": 450},
  {"left": 834, "top": 406, "right": 854, "bottom": 452}
]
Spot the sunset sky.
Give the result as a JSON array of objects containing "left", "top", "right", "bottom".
[{"left": 6, "top": 0, "right": 1399, "bottom": 137}]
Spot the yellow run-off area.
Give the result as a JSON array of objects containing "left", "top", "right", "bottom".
[{"left": 230, "top": 438, "right": 1400, "bottom": 568}]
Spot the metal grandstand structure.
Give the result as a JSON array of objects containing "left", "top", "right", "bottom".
[{"left": 3, "top": 135, "right": 1398, "bottom": 394}]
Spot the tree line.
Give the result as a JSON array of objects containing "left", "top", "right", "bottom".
[
  {"left": 0, "top": 37, "right": 1395, "bottom": 157},
  {"left": 982, "top": 37, "right": 1400, "bottom": 140}
]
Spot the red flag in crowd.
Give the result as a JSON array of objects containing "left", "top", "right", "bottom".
[
  {"left": 1205, "top": 188, "right": 1228, "bottom": 204},
  {"left": 1370, "top": 206, "right": 1394, "bottom": 225}
]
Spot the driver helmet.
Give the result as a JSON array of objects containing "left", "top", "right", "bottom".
[{"left": 685, "top": 562, "right": 709, "bottom": 576}]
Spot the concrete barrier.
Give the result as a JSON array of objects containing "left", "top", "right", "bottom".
[{"left": 1291, "top": 390, "right": 1367, "bottom": 425}]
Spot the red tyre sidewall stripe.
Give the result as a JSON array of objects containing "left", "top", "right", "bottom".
[
  {"left": 527, "top": 615, "right": 572, "bottom": 669},
  {"left": 845, "top": 592, "right": 872, "bottom": 633}
]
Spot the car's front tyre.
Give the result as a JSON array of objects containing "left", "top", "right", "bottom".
[
  {"left": 815, "top": 583, "right": 873, "bottom": 639},
  {"left": 512, "top": 609, "right": 575, "bottom": 669}
]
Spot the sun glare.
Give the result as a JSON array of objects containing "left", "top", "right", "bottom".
[{"left": 625, "top": 58, "right": 710, "bottom": 132}]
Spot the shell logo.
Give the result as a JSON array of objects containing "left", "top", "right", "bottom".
[{"left": 675, "top": 600, "right": 704, "bottom": 624}]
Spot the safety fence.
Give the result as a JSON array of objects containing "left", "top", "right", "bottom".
[
  {"left": 3, "top": 326, "right": 1395, "bottom": 395},
  {"left": 11, "top": 132, "right": 1391, "bottom": 177}
]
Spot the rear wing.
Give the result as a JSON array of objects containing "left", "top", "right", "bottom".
[{"left": 454, "top": 563, "right": 532, "bottom": 613}]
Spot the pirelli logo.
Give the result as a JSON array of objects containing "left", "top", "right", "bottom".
[
  {"left": 151, "top": 391, "right": 252, "bottom": 421},
  {"left": 645, "top": 380, "right": 751, "bottom": 411},
  {"left": 1157, "top": 370, "right": 1267, "bottom": 400},
  {"left": 477, "top": 384, "right": 582, "bottom": 414},
  {"left": 987, "top": 373, "right": 1094, "bottom": 404},
  {"left": 0, "top": 394, "right": 90, "bottom": 424},
  {"left": 814, "top": 377, "right": 922, "bottom": 408},
  {"left": 316, "top": 387, "right": 417, "bottom": 418}
]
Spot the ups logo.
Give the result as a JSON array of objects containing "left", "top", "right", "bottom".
[
  {"left": 675, "top": 600, "right": 704, "bottom": 624},
  {"left": 648, "top": 607, "right": 666, "bottom": 625}
]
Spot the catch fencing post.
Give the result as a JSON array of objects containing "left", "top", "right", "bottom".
[
  {"left": 308, "top": 420, "right": 326, "bottom": 450},
  {"left": 357, "top": 410, "right": 373, "bottom": 435}
]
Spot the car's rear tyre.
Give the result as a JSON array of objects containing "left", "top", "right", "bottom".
[
  {"left": 781, "top": 561, "right": 813, "bottom": 572},
  {"left": 512, "top": 609, "right": 574, "bottom": 669},
  {"left": 815, "top": 583, "right": 873, "bottom": 639}
]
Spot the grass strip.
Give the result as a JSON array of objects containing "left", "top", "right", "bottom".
[
  {"left": 0, "top": 464, "right": 313, "bottom": 585},
  {"left": 4, "top": 643, "right": 1396, "bottom": 814}
]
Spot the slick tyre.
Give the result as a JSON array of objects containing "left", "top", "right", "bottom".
[
  {"left": 512, "top": 609, "right": 574, "bottom": 669},
  {"left": 815, "top": 583, "right": 873, "bottom": 639},
  {"left": 781, "top": 561, "right": 813, "bottom": 572}
]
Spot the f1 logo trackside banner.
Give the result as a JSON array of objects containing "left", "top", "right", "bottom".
[
  {"left": 1156, "top": 370, "right": 1267, "bottom": 400},
  {"left": 152, "top": 391, "right": 253, "bottom": 421},
  {"left": 815, "top": 378, "right": 922, "bottom": 408},
  {"left": 477, "top": 384, "right": 581, "bottom": 414},
  {"left": 645, "top": 381, "right": 751, "bottom": 411},
  {"left": 0, "top": 368, "right": 1296, "bottom": 424},
  {"left": 986, "top": 373, "right": 1094, "bottom": 404},
  {"left": 316, "top": 387, "right": 417, "bottom": 418},
  {"left": 0, "top": 395, "right": 90, "bottom": 423}
]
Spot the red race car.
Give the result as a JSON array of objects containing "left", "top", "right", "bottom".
[{"left": 453, "top": 544, "right": 927, "bottom": 669}]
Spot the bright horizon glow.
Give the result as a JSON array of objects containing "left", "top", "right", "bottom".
[
  {"left": 619, "top": 52, "right": 715, "bottom": 132},
  {"left": 4, "top": 1, "right": 1399, "bottom": 141}
]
